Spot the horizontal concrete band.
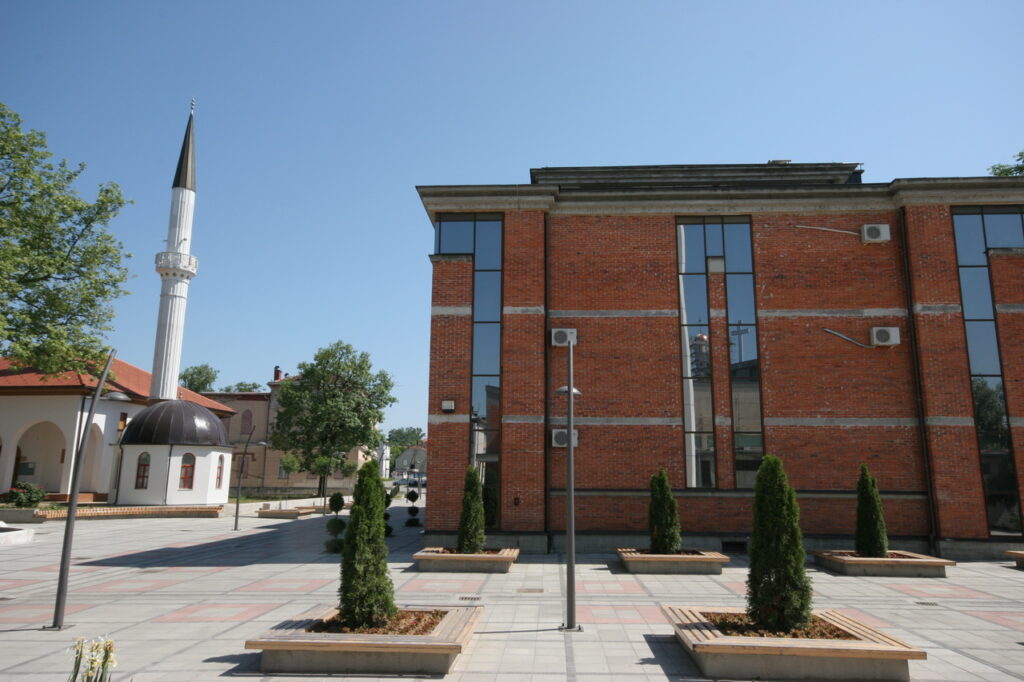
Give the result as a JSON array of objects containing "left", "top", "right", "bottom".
[
  {"left": 427, "top": 414, "right": 471, "bottom": 424},
  {"left": 758, "top": 308, "right": 907, "bottom": 318},
  {"left": 503, "top": 415, "right": 684, "bottom": 426},
  {"left": 496, "top": 415, "right": 980, "bottom": 427},
  {"left": 547, "top": 489, "right": 929, "bottom": 499},
  {"left": 503, "top": 306, "right": 545, "bottom": 315},
  {"left": 925, "top": 416, "right": 976, "bottom": 426},
  {"left": 430, "top": 306, "right": 472, "bottom": 316},
  {"left": 548, "top": 309, "right": 679, "bottom": 318},
  {"left": 763, "top": 417, "right": 919, "bottom": 427},
  {"left": 914, "top": 303, "right": 962, "bottom": 315},
  {"left": 996, "top": 303, "right": 1024, "bottom": 313},
  {"left": 1011, "top": 417, "right": 1024, "bottom": 428}
]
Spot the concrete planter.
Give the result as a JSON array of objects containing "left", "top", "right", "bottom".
[
  {"left": 1008, "top": 550, "right": 1024, "bottom": 570},
  {"left": 662, "top": 605, "right": 926, "bottom": 681},
  {"left": 245, "top": 604, "right": 481, "bottom": 674},
  {"left": 0, "top": 508, "right": 43, "bottom": 524},
  {"left": 413, "top": 547, "right": 519, "bottom": 573},
  {"left": 617, "top": 548, "right": 730, "bottom": 574},
  {"left": 813, "top": 550, "right": 955, "bottom": 577}
]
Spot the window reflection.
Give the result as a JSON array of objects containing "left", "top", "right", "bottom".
[
  {"left": 682, "top": 325, "right": 711, "bottom": 378},
  {"left": 734, "top": 433, "right": 764, "bottom": 489},
  {"left": 724, "top": 223, "right": 753, "bottom": 272},
  {"left": 959, "top": 268, "right": 994, "bottom": 320},
  {"left": 705, "top": 223, "right": 724, "bottom": 257},
  {"left": 471, "top": 376, "right": 500, "bottom": 423},
  {"left": 731, "top": 379, "right": 762, "bottom": 432},
  {"left": 965, "top": 321, "right": 1001, "bottom": 376},
  {"left": 983, "top": 211, "right": 1024, "bottom": 249},
  {"left": 679, "top": 224, "right": 706, "bottom": 273},
  {"left": 685, "top": 433, "right": 716, "bottom": 488},
  {"left": 729, "top": 325, "right": 759, "bottom": 370},
  {"left": 972, "top": 377, "right": 1009, "bottom": 452},
  {"left": 474, "top": 271, "right": 502, "bottom": 322},
  {"left": 438, "top": 220, "right": 473, "bottom": 254},
  {"left": 682, "top": 378, "right": 713, "bottom": 431},
  {"left": 679, "top": 275, "right": 709, "bottom": 324},
  {"left": 472, "top": 323, "right": 501, "bottom": 375},
  {"left": 726, "top": 274, "right": 755, "bottom": 324},
  {"left": 953, "top": 214, "right": 986, "bottom": 266},
  {"left": 474, "top": 220, "right": 503, "bottom": 269}
]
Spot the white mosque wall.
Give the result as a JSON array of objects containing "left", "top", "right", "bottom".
[{"left": 117, "top": 444, "right": 231, "bottom": 506}]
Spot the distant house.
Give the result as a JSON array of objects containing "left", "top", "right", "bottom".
[
  {"left": 0, "top": 358, "right": 232, "bottom": 504},
  {"left": 393, "top": 445, "right": 427, "bottom": 485}
]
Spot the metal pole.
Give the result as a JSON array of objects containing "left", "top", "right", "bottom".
[
  {"left": 49, "top": 349, "right": 116, "bottom": 630},
  {"left": 564, "top": 340, "right": 578, "bottom": 631},
  {"left": 234, "top": 429, "right": 254, "bottom": 531}
]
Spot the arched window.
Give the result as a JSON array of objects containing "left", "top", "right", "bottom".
[
  {"left": 135, "top": 453, "right": 150, "bottom": 489},
  {"left": 179, "top": 453, "right": 196, "bottom": 490},
  {"left": 216, "top": 454, "right": 225, "bottom": 489},
  {"left": 240, "top": 410, "right": 253, "bottom": 436}
]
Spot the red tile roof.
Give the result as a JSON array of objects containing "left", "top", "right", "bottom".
[{"left": 0, "top": 357, "right": 234, "bottom": 415}]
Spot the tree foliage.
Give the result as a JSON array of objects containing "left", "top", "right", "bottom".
[
  {"left": 179, "top": 363, "right": 218, "bottom": 393},
  {"left": 457, "top": 466, "right": 486, "bottom": 554},
  {"left": 0, "top": 102, "right": 129, "bottom": 375},
  {"left": 990, "top": 150, "right": 1024, "bottom": 177},
  {"left": 340, "top": 463, "right": 396, "bottom": 627},
  {"left": 387, "top": 426, "right": 425, "bottom": 449},
  {"left": 271, "top": 340, "right": 395, "bottom": 496},
  {"left": 746, "top": 455, "right": 812, "bottom": 632},
  {"left": 219, "top": 381, "right": 263, "bottom": 392},
  {"left": 648, "top": 468, "right": 681, "bottom": 554},
  {"left": 855, "top": 464, "right": 888, "bottom": 558}
]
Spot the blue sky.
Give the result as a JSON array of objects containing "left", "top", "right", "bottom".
[{"left": 2, "top": 1, "right": 1021, "bottom": 434}]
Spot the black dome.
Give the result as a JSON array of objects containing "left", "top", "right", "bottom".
[{"left": 121, "top": 400, "right": 229, "bottom": 446}]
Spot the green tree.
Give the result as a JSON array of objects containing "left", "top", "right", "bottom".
[
  {"left": 457, "top": 466, "right": 486, "bottom": 553},
  {"left": 271, "top": 340, "right": 395, "bottom": 497},
  {"left": 340, "top": 463, "right": 396, "bottom": 627},
  {"left": 746, "top": 455, "right": 812, "bottom": 632},
  {"left": 219, "top": 381, "right": 263, "bottom": 392},
  {"left": 179, "top": 363, "right": 218, "bottom": 393},
  {"left": 387, "top": 426, "right": 425, "bottom": 449},
  {"left": 855, "top": 464, "right": 888, "bottom": 558},
  {"left": 990, "top": 150, "right": 1024, "bottom": 177},
  {"left": 0, "top": 102, "right": 129, "bottom": 376},
  {"left": 648, "top": 468, "right": 681, "bottom": 554}
]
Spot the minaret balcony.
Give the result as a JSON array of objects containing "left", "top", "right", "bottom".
[{"left": 155, "top": 251, "right": 199, "bottom": 277}]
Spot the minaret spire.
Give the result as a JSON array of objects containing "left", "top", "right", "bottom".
[{"left": 150, "top": 106, "right": 200, "bottom": 400}]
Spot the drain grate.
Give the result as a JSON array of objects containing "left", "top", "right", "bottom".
[
  {"left": 915, "top": 601, "right": 939, "bottom": 606},
  {"left": 517, "top": 588, "right": 543, "bottom": 594},
  {"left": 458, "top": 596, "right": 481, "bottom": 601},
  {"left": 0, "top": 597, "right": 14, "bottom": 601}
]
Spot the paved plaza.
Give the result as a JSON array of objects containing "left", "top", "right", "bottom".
[{"left": 1, "top": 500, "right": 1023, "bottom": 681}]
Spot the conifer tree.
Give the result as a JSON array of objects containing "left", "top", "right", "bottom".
[
  {"left": 648, "top": 468, "right": 681, "bottom": 554},
  {"left": 746, "top": 455, "right": 812, "bottom": 632},
  {"left": 457, "top": 466, "right": 486, "bottom": 554},
  {"left": 855, "top": 464, "right": 889, "bottom": 558},
  {"left": 340, "top": 464, "right": 396, "bottom": 628}
]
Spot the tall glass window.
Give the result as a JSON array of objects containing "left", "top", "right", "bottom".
[
  {"left": 679, "top": 217, "right": 762, "bottom": 489},
  {"left": 953, "top": 206, "right": 1022, "bottom": 536},
  {"left": 437, "top": 213, "right": 503, "bottom": 528}
]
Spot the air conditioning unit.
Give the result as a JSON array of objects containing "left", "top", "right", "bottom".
[
  {"left": 551, "top": 429, "right": 579, "bottom": 447},
  {"left": 861, "top": 224, "right": 891, "bottom": 243},
  {"left": 551, "top": 328, "right": 577, "bottom": 347},
  {"left": 870, "top": 327, "right": 901, "bottom": 346}
]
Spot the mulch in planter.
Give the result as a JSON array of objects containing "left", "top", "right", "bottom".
[
  {"left": 308, "top": 609, "right": 445, "bottom": 635},
  {"left": 635, "top": 549, "right": 707, "bottom": 556},
  {"left": 431, "top": 548, "right": 503, "bottom": 555},
  {"left": 827, "top": 550, "right": 916, "bottom": 559},
  {"left": 705, "top": 613, "right": 857, "bottom": 640}
]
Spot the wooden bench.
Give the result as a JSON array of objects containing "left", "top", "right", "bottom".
[
  {"left": 1008, "top": 550, "right": 1024, "bottom": 570},
  {"left": 661, "top": 605, "right": 925, "bottom": 681},
  {"left": 813, "top": 550, "right": 954, "bottom": 577},
  {"left": 255, "top": 506, "right": 318, "bottom": 519},
  {"left": 245, "top": 604, "right": 482, "bottom": 674}
]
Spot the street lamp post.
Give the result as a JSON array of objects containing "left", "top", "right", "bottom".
[
  {"left": 48, "top": 348, "right": 131, "bottom": 630},
  {"left": 234, "top": 430, "right": 266, "bottom": 531},
  {"left": 556, "top": 340, "right": 582, "bottom": 632}
]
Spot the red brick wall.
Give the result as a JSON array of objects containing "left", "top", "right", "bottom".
[{"left": 989, "top": 249, "right": 1024, "bottom": 522}]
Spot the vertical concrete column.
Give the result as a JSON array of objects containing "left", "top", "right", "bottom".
[
  {"left": 427, "top": 254, "right": 474, "bottom": 532},
  {"left": 500, "top": 210, "right": 547, "bottom": 532},
  {"left": 902, "top": 204, "right": 988, "bottom": 539},
  {"left": 988, "top": 248, "right": 1024, "bottom": 519},
  {"left": 707, "top": 264, "right": 735, "bottom": 488}
]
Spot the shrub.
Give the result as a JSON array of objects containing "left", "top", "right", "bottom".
[
  {"left": 648, "top": 468, "right": 680, "bottom": 554},
  {"left": 404, "top": 518, "right": 421, "bottom": 527},
  {"left": 407, "top": 506, "right": 419, "bottom": 517},
  {"left": 340, "top": 464, "right": 396, "bottom": 628},
  {"left": 405, "top": 489, "right": 419, "bottom": 504},
  {"left": 385, "top": 525, "right": 393, "bottom": 536},
  {"left": 746, "top": 455, "right": 812, "bottom": 632},
  {"left": 457, "top": 466, "right": 485, "bottom": 553},
  {"left": 329, "top": 492, "right": 345, "bottom": 515},
  {"left": 855, "top": 464, "right": 888, "bottom": 558},
  {"left": 6, "top": 482, "right": 45, "bottom": 507}
]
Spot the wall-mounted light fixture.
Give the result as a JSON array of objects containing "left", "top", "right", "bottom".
[{"left": 440, "top": 400, "right": 455, "bottom": 413}]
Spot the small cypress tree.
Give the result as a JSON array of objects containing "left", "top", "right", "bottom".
[
  {"left": 746, "top": 455, "right": 812, "bottom": 632},
  {"left": 648, "top": 468, "right": 681, "bottom": 554},
  {"left": 855, "top": 464, "right": 889, "bottom": 558},
  {"left": 340, "top": 464, "right": 397, "bottom": 628},
  {"left": 457, "top": 466, "right": 486, "bottom": 554},
  {"left": 329, "top": 492, "right": 345, "bottom": 515}
]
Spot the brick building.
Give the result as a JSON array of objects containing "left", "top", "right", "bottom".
[{"left": 418, "top": 163, "right": 1024, "bottom": 558}]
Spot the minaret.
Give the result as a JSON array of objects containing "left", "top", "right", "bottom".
[{"left": 150, "top": 104, "right": 199, "bottom": 400}]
